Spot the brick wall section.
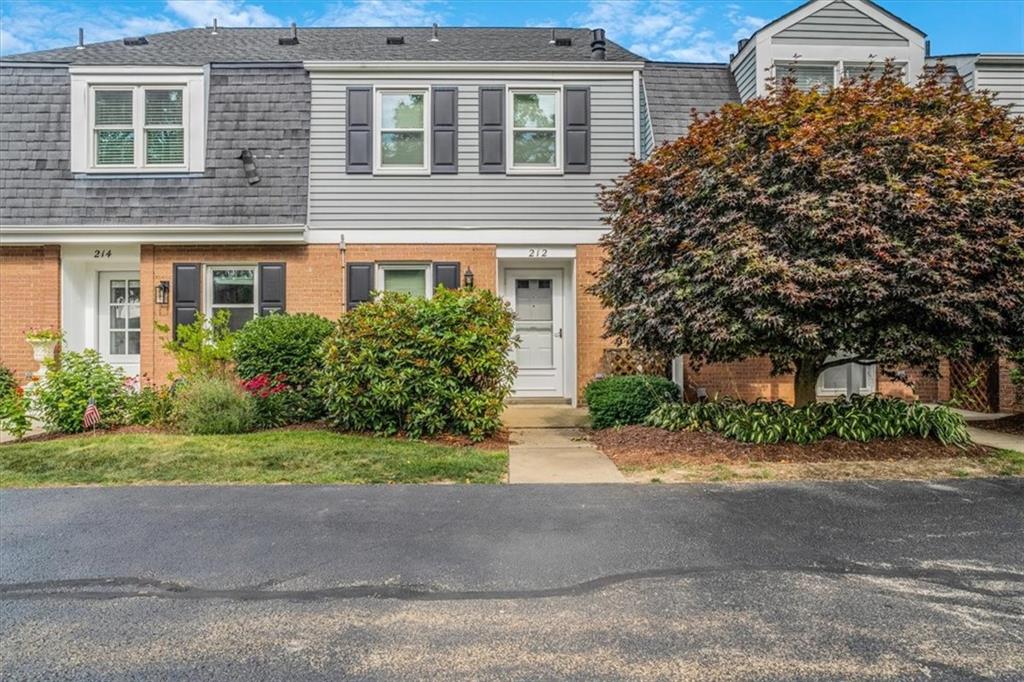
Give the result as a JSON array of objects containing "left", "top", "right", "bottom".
[
  {"left": 0, "top": 246, "right": 61, "bottom": 382},
  {"left": 0, "top": 65, "right": 309, "bottom": 225},
  {"left": 140, "top": 245, "right": 342, "bottom": 383},
  {"left": 576, "top": 244, "right": 616, "bottom": 402},
  {"left": 998, "top": 356, "right": 1023, "bottom": 413}
]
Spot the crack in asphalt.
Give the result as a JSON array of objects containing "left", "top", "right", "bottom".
[{"left": 3, "top": 562, "right": 1023, "bottom": 606}]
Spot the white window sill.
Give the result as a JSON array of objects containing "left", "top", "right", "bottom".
[
  {"left": 372, "top": 168, "right": 431, "bottom": 176},
  {"left": 506, "top": 167, "right": 564, "bottom": 176}
]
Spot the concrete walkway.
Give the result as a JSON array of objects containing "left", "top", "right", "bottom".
[
  {"left": 966, "top": 427, "right": 1024, "bottom": 453},
  {"left": 507, "top": 427, "right": 625, "bottom": 484}
]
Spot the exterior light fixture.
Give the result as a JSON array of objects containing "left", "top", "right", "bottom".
[
  {"left": 155, "top": 280, "right": 170, "bottom": 305},
  {"left": 463, "top": 267, "right": 474, "bottom": 289}
]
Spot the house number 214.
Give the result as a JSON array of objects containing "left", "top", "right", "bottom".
[
  {"left": 93, "top": 249, "right": 112, "bottom": 259},
  {"left": 528, "top": 248, "right": 548, "bottom": 258}
]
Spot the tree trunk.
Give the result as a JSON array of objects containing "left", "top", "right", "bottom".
[{"left": 793, "top": 357, "right": 822, "bottom": 407}]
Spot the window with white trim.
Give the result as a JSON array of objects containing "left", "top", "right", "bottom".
[
  {"left": 508, "top": 88, "right": 561, "bottom": 172},
  {"left": 842, "top": 62, "right": 907, "bottom": 82},
  {"left": 776, "top": 63, "right": 836, "bottom": 91},
  {"left": 375, "top": 89, "right": 429, "bottom": 172},
  {"left": 91, "top": 86, "right": 186, "bottom": 169},
  {"left": 817, "top": 357, "right": 877, "bottom": 397},
  {"left": 376, "top": 264, "right": 432, "bottom": 299},
  {"left": 206, "top": 266, "right": 257, "bottom": 331}
]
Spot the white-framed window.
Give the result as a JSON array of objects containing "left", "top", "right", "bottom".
[
  {"left": 507, "top": 86, "right": 562, "bottom": 174},
  {"left": 70, "top": 66, "right": 206, "bottom": 174},
  {"left": 842, "top": 62, "right": 908, "bottom": 82},
  {"left": 376, "top": 263, "right": 432, "bottom": 299},
  {"left": 375, "top": 88, "right": 430, "bottom": 174},
  {"left": 90, "top": 86, "right": 187, "bottom": 170},
  {"left": 776, "top": 62, "right": 837, "bottom": 91},
  {"left": 817, "top": 357, "right": 877, "bottom": 397},
  {"left": 205, "top": 266, "right": 258, "bottom": 332}
]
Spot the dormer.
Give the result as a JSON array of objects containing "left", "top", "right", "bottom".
[{"left": 730, "top": 0, "right": 927, "bottom": 101}]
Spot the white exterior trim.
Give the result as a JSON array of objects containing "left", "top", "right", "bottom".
[
  {"left": 317, "top": 228, "right": 608, "bottom": 245},
  {"left": 304, "top": 60, "right": 643, "bottom": 74},
  {"left": 69, "top": 65, "right": 206, "bottom": 174},
  {"left": 505, "top": 84, "right": 564, "bottom": 175},
  {"left": 632, "top": 69, "right": 641, "bottom": 158},
  {"left": 0, "top": 224, "right": 306, "bottom": 245},
  {"left": 373, "top": 85, "right": 431, "bottom": 175}
]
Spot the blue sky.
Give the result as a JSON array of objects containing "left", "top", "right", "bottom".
[{"left": 1, "top": 0, "right": 1022, "bottom": 60}]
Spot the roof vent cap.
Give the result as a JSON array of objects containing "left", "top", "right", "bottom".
[
  {"left": 430, "top": 23, "right": 439, "bottom": 42},
  {"left": 279, "top": 22, "right": 299, "bottom": 45},
  {"left": 555, "top": 37, "right": 572, "bottom": 47},
  {"left": 590, "top": 28, "right": 606, "bottom": 60},
  {"left": 76, "top": 27, "right": 85, "bottom": 50},
  {"left": 211, "top": 18, "right": 218, "bottom": 35},
  {"left": 737, "top": 38, "right": 749, "bottom": 52},
  {"left": 123, "top": 36, "right": 149, "bottom": 46},
  {"left": 386, "top": 36, "right": 405, "bottom": 45}
]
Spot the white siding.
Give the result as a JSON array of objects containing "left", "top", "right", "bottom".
[
  {"left": 775, "top": 0, "right": 908, "bottom": 46},
  {"left": 734, "top": 49, "right": 758, "bottom": 101},
  {"left": 975, "top": 63, "right": 1024, "bottom": 116},
  {"left": 308, "top": 75, "right": 634, "bottom": 230}
]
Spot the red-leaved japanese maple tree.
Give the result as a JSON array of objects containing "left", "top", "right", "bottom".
[{"left": 593, "top": 64, "right": 1024, "bottom": 405}]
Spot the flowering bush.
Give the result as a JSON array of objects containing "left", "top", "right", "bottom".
[{"left": 0, "top": 368, "right": 32, "bottom": 440}]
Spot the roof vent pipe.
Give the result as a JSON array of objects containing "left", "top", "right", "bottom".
[
  {"left": 549, "top": 28, "right": 556, "bottom": 44},
  {"left": 212, "top": 18, "right": 218, "bottom": 35},
  {"left": 590, "top": 28, "right": 606, "bottom": 60},
  {"left": 431, "top": 22, "right": 439, "bottom": 42},
  {"left": 76, "top": 27, "right": 85, "bottom": 50},
  {"left": 925, "top": 39, "right": 931, "bottom": 57},
  {"left": 279, "top": 22, "right": 299, "bottom": 45},
  {"left": 737, "top": 37, "right": 748, "bottom": 52}
]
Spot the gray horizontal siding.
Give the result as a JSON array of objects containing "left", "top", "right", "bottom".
[
  {"left": 0, "top": 65, "right": 310, "bottom": 225},
  {"left": 734, "top": 49, "right": 758, "bottom": 101},
  {"left": 975, "top": 63, "right": 1024, "bottom": 115},
  {"left": 308, "top": 76, "right": 635, "bottom": 230},
  {"left": 775, "top": 0, "right": 908, "bottom": 46}
]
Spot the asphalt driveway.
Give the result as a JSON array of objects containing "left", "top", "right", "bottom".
[{"left": 2, "top": 479, "right": 1023, "bottom": 680}]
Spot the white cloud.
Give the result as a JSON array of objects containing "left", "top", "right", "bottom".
[
  {"left": 166, "top": 0, "right": 281, "bottom": 27},
  {"left": 316, "top": 0, "right": 447, "bottom": 27}
]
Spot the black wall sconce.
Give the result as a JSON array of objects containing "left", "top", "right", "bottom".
[
  {"left": 463, "top": 267, "right": 474, "bottom": 289},
  {"left": 155, "top": 280, "right": 170, "bottom": 305}
]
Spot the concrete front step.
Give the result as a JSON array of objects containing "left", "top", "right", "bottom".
[
  {"left": 508, "top": 427, "right": 624, "bottom": 484},
  {"left": 502, "top": 406, "right": 590, "bottom": 429}
]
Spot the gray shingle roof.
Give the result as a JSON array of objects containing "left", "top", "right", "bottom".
[
  {"left": 1, "top": 27, "right": 641, "bottom": 65},
  {"left": 643, "top": 62, "right": 740, "bottom": 144}
]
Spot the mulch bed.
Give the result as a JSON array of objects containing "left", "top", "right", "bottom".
[
  {"left": 977, "top": 413, "right": 1024, "bottom": 436},
  {"left": 591, "top": 425, "right": 991, "bottom": 469}
]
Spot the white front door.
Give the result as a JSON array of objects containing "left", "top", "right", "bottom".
[
  {"left": 98, "top": 271, "right": 141, "bottom": 376},
  {"left": 505, "top": 269, "right": 565, "bottom": 398}
]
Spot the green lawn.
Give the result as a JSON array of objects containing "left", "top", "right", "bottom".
[{"left": 0, "top": 430, "right": 507, "bottom": 487}]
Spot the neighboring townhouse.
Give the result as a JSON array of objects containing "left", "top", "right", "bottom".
[{"left": 0, "top": 0, "right": 1021, "bottom": 410}]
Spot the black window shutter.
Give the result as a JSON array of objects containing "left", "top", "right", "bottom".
[
  {"left": 346, "top": 262, "right": 373, "bottom": 310},
  {"left": 346, "top": 87, "right": 373, "bottom": 174},
  {"left": 564, "top": 86, "right": 591, "bottom": 173},
  {"left": 478, "top": 87, "right": 505, "bottom": 174},
  {"left": 431, "top": 86, "right": 458, "bottom": 174},
  {"left": 432, "top": 262, "right": 460, "bottom": 292},
  {"left": 258, "top": 262, "right": 286, "bottom": 315},
  {"left": 172, "top": 263, "right": 200, "bottom": 338}
]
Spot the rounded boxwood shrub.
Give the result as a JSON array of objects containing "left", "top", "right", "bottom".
[
  {"left": 32, "top": 349, "right": 129, "bottom": 433},
  {"left": 233, "top": 313, "right": 335, "bottom": 425},
  {"left": 317, "top": 288, "right": 516, "bottom": 441},
  {"left": 584, "top": 374, "right": 680, "bottom": 429},
  {"left": 173, "top": 377, "right": 255, "bottom": 435}
]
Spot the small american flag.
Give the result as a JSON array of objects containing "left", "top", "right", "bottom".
[{"left": 82, "top": 399, "right": 101, "bottom": 430}]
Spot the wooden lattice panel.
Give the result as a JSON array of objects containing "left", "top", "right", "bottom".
[
  {"left": 601, "top": 348, "right": 671, "bottom": 378},
  {"left": 949, "top": 358, "right": 996, "bottom": 412}
]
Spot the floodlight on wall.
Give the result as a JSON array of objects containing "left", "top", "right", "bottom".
[{"left": 155, "top": 281, "right": 170, "bottom": 305}]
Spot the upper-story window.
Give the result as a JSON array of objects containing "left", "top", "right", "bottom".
[
  {"left": 375, "top": 88, "right": 430, "bottom": 173},
  {"left": 508, "top": 87, "right": 561, "bottom": 173},
  {"left": 70, "top": 66, "right": 206, "bottom": 174},
  {"left": 92, "top": 87, "right": 186, "bottom": 169},
  {"left": 777, "top": 63, "right": 836, "bottom": 91},
  {"left": 843, "top": 62, "right": 907, "bottom": 82}
]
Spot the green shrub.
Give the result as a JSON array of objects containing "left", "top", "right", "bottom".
[
  {"left": 32, "top": 350, "right": 128, "bottom": 433},
  {"left": 173, "top": 377, "right": 254, "bottom": 435},
  {"left": 234, "top": 313, "right": 334, "bottom": 424},
  {"left": 0, "top": 366, "right": 31, "bottom": 439},
  {"left": 161, "top": 311, "right": 235, "bottom": 380},
  {"left": 125, "top": 384, "right": 176, "bottom": 428},
  {"left": 645, "top": 395, "right": 971, "bottom": 446},
  {"left": 317, "top": 288, "right": 516, "bottom": 441},
  {"left": 584, "top": 375, "right": 680, "bottom": 429}
]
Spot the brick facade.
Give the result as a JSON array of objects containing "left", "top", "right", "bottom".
[
  {"left": 0, "top": 246, "right": 61, "bottom": 383},
  {"left": 576, "top": 244, "right": 616, "bottom": 402}
]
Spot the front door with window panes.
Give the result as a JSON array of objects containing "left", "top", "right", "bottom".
[
  {"left": 209, "top": 267, "right": 257, "bottom": 331},
  {"left": 98, "top": 272, "right": 141, "bottom": 375},
  {"left": 504, "top": 269, "right": 565, "bottom": 398}
]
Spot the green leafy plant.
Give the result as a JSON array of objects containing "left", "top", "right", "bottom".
[
  {"left": 0, "top": 366, "right": 31, "bottom": 439},
  {"left": 645, "top": 395, "right": 970, "bottom": 447},
  {"left": 173, "top": 377, "right": 254, "bottom": 435},
  {"left": 593, "top": 62, "right": 1024, "bottom": 406},
  {"left": 317, "top": 288, "right": 516, "bottom": 441},
  {"left": 125, "top": 384, "right": 176, "bottom": 428},
  {"left": 233, "top": 313, "right": 334, "bottom": 424},
  {"left": 31, "top": 349, "right": 128, "bottom": 433},
  {"left": 160, "top": 311, "right": 235, "bottom": 380},
  {"left": 25, "top": 328, "right": 62, "bottom": 343},
  {"left": 584, "top": 375, "right": 680, "bottom": 429}
]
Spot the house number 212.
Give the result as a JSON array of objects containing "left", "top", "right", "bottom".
[{"left": 528, "top": 248, "right": 548, "bottom": 258}]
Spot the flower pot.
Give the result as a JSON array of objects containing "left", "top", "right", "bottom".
[{"left": 27, "top": 338, "right": 58, "bottom": 380}]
